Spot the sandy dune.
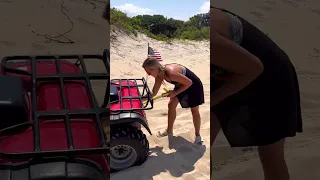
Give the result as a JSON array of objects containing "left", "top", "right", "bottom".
[
  {"left": 0, "top": 0, "right": 109, "bottom": 103},
  {"left": 110, "top": 26, "right": 210, "bottom": 180},
  {"left": 211, "top": 0, "right": 320, "bottom": 179}
]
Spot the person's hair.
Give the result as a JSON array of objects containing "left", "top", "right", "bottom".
[{"left": 142, "top": 57, "right": 166, "bottom": 84}]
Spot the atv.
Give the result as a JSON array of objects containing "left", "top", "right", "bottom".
[
  {"left": 0, "top": 49, "right": 110, "bottom": 180},
  {"left": 109, "top": 78, "right": 154, "bottom": 172}
]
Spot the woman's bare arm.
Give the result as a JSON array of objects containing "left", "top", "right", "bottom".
[
  {"left": 152, "top": 76, "right": 163, "bottom": 97},
  {"left": 211, "top": 31, "right": 264, "bottom": 105}
]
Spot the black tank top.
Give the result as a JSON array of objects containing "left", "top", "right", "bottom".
[{"left": 211, "top": 6, "right": 285, "bottom": 88}]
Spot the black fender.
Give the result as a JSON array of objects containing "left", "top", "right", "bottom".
[{"left": 110, "top": 112, "right": 152, "bottom": 135}]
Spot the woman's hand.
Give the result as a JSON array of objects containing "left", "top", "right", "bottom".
[{"left": 166, "top": 90, "right": 177, "bottom": 98}]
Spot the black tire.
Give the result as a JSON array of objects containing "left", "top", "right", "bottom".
[{"left": 110, "top": 126, "right": 149, "bottom": 172}]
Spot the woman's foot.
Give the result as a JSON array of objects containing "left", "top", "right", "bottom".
[
  {"left": 194, "top": 136, "right": 203, "bottom": 144},
  {"left": 156, "top": 129, "right": 173, "bottom": 137}
]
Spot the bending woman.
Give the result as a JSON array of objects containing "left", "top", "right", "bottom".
[
  {"left": 142, "top": 58, "right": 205, "bottom": 144},
  {"left": 211, "top": 6, "right": 302, "bottom": 180}
]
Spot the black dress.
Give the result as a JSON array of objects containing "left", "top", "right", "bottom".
[
  {"left": 166, "top": 65, "right": 205, "bottom": 108},
  {"left": 211, "top": 7, "right": 303, "bottom": 147}
]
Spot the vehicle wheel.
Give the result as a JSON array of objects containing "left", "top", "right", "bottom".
[{"left": 110, "top": 126, "right": 149, "bottom": 172}]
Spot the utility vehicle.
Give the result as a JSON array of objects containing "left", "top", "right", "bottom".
[
  {"left": 110, "top": 78, "right": 153, "bottom": 172},
  {"left": 0, "top": 49, "right": 110, "bottom": 180}
]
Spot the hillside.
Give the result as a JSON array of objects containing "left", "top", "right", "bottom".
[{"left": 110, "top": 7, "right": 210, "bottom": 41}]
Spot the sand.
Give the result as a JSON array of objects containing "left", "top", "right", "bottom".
[
  {"left": 110, "top": 26, "right": 210, "bottom": 180},
  {"left": 0, "top": 0, "right": 109, "bottom": 104},
  {"left": 211, "top": 0, "right": 320, "bottom": 179}
]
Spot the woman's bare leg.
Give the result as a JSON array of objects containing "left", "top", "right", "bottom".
[
  {"left": 258, "top": 138, "right": 290, "bottom": 180},
  {"left": 211, "top": 112, "right": 221, "bottom": 179},
  {"left": 191, "top": 106, "right": 201, "bottom": 136},
  {"left": 166, "top": 97, "right": 179, "bottom": 134},
  {"left": 211, "top": 112, "right": 221, "bottom": 146}
]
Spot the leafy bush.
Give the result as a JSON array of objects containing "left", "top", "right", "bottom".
[{"left": 110, "top": 8, "right": 210, "bottom": 41}]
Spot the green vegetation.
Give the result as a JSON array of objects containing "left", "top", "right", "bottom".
[{"left": 110, "top": 8, "right": 210, "bottom": 41}]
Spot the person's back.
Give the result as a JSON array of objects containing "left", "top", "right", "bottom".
[
  {"left": 212, "top": 7, "right": 281, "bottom": 57},
  {"left": 211, "top": 7, "right": 292, "bottom": 88},
  {"left": 210, "top": 8, "right": 230, "bottom": 40}
]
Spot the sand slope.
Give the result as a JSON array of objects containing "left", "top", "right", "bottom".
[
  {"left": 211, "top": 0, "right": 320, "bottom": 179},
  {"left": 0, "top": 0, "right": 109, "bottom": 55},
  {"left": 0, "top": 0, "right": 109, "bottom": 103},
  {"left": 110, "top": 27, "right": 210, "bottom": 180}
]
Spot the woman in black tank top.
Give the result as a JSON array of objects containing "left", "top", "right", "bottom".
[
  {"left": 142, "top": 58, "right": 205, "bottom": 144},
  {"left": 211, "top": 6, "right": 301, "bottom": 180}
]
